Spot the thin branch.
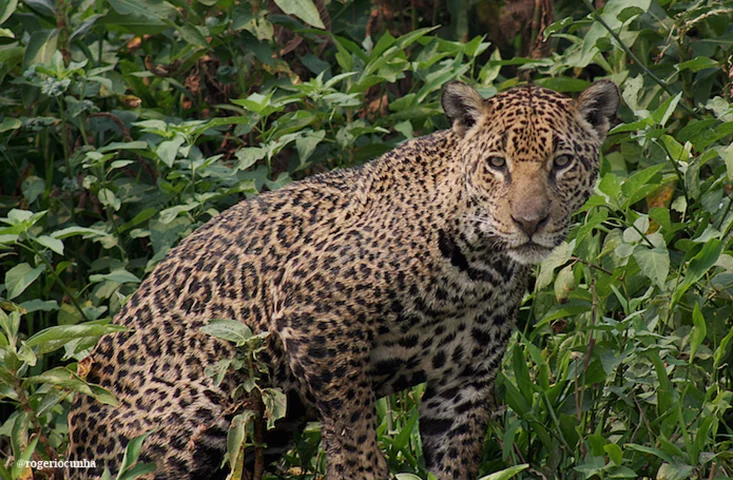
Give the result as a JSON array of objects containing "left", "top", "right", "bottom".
[{"left": 581, "top": 0, "right": 700, "bottom": 119}]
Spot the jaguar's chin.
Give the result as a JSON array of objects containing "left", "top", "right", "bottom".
[{"left": 506, "top": 242, "right": 554, "bottom": 264}]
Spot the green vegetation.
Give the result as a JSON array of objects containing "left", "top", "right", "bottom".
[{"left": 0, "top": 0, "right": 732, "bottom": 478}]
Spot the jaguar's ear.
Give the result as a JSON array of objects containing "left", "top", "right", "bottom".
[
  {"left": 441, "top": 81, "right": 489, "bottom": 137},
  {"left": 574, "top": 79, "right": 620, "bottom": 141}
]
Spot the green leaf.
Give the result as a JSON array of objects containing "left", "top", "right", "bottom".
[
  {"left": 20, "top": 299, "right": 59, "bottom": 313},
  {"left": 201, "top": 319, "right": 253, "bottom": 346},
  {"left": 689, "top": 303, "right": 707, "bottom": 363},
  {"left": 117, "top": 430, "right": 158, "bottom": 480},
  {"left": 295, "top": 130, "right": 326, "bottom": 170},
  {"left": 554, "top": 264, "right": 575, "bottom": 303},
  {"left": 713, "top": 323, "right": 733, "bottom": 369},
  {"left": 625, "top": 443, "right": 675, "bottom": 464},
  {"left": 25, "top": 367, "right": 93, "bottom": 395},
  {"left": 0, "top": 0, "right": 17, "bottom": 25},
  {"left": 0, "top": 117, "right": 21, "bottom": 132},
  {"left": 96, "top": 141, "right": 148, "bottom": 153},
  {"left": 272, "top": 0, "right": 324, "bottom": 28},
  {"left": 156, "top": 135, "right": 185, "bottom": 167},
  {"left": 617, "top": 6, "right": 644, "bottom": 22},
  {"left": 88, "top": 384, "right": 119, "bottom": 406},
  {"left": 98, "top": 188, "right": 121, "bottom": 211},
  {"left": 108, "top": 0, "right": 176, "bottom": 19},
  {"left": 261, "top": 387, "right": 287, "bottom": 429},
  {"left": 26, "top": 323, "right": 128, "bottom": 354},
  {"left": 651, "top": 92, "right": 682, "bottom": 127},
  {"left": 235, "top": 146, "right": 266, "bottom": 171},
  {"left": 158, "top": 203, "right": 197, "bottom": 224},
  {"left": 512, "top": 345, "right": 533, "bottom": 403},
  {"left": 34, "top": 234, "right": 64, "bottom": 255},
  {"left": 604, "top": 442, "right": 623, "bottom": 465},
  {"left": 672, "top": 239, "right": 723, "bottom": 304},
  {"left": 647, "top": 352, "right": 674, "bottom": 416},
  {"left": 21, "top": 175, "right": 45, "bottom": 204},
  {"left": 227, "top": 411, "right": 254, "bottom": 471},
  {"left": 656, "top": 462, "right": 694, "bottom": 480},
  {"left": 4, "top": 263, "right": 45, "bottom": 299},
  {"left": 621, "top": 164, "right": 664, "bottom": 206},
  {"left": 676, "top": 57, "right": 719, "bottom": 73},
  {"left": 89, "top": 269, "right": 141, "bottom": 285},
  {"left": 477, "top": 464, "right": 529, "bottom": 480},
  {"left": 23, "top": 28, "right": 58, "bottom": 69},
  {"left": 633, "top": 245, "right": 669, "bottom": 290}
]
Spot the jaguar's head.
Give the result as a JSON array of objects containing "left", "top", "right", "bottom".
[{"left": 443, "top": 80, "right": 619, "bottom": 264}]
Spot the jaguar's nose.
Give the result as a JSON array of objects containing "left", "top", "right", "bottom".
[{"left": 511, "top": 212, "right": 550, "bottom": 238}]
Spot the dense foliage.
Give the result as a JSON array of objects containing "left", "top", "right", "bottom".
[{"left": 0, "top": 0, "right": 732, "bottom": 478}]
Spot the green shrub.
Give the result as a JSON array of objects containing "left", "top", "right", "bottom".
[{"left": 0, "top": 0, "right": 731, "bottom": 479}]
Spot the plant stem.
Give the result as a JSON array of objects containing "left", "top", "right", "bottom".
[
  {"left": 581, "top": 0, "right": 700, "bottom": 119},
  {"left": 21, "top": 238, "right": 90, "bottom": 322}
]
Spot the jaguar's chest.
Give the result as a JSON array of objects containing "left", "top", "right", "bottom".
[{"left": 368, "top": 275, "right": 522, "bottom": 398}]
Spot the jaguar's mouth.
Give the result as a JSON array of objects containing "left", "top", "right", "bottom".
[{"left": 507, "top": 241, "right": 554, "bottom": 264}]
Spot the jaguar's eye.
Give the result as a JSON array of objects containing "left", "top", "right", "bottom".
[
  {"left": 553, "top": 154, "right": 572, "bottom": 169},
  {"left": 488, "top": 156, "right": 506, "bottom": 169}
]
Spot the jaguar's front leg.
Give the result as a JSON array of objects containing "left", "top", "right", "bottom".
[{"left": 419, "top": 376, "right": 496, "bottom": 480}]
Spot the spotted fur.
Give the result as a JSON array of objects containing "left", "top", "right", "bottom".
[{"left": 66, "top": 80, "right": 619, "bottom": 480}]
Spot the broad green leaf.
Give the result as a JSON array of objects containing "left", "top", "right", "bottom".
[
  {"left": 89, "top": 269, "right": 141, "bottom": 285},
  {"left": 156, "top": 135, "right": 185, "bottom": 167},
  {"left": 498, "top": 372, "right": 531, "bottom": 415},
  {"left": 689, "top": 303, "right": 707, "bottom": 363},
  {"left": 633, "top": 245, "right": 669, "bottom": 290},
  {"left": 617, "top": 6, "right": 644, "bottom": 22},
  {"left": 537, "top": 241, "right": 572, "bottom": 290},
  {"left": 554, "top": 264, "right": 575, "bottom": 303},
  {"left": 656, "top": 462, "right": 694, "bottom": 480},
  {"left": 261, "top": 387, "right": 287, "bottom": 429},
  {"left": 512, "top": 345, "right": 533, "bottom": 403},
  {"left": 108, "top": 0, "right": 176, "bottom": 19},
  {"left": 621, "top": 164, "right": 664, "bottom": 206},
  {"left": 34, "top": 234, "right": 63, "bottom": 255},
  {"left": 227, "top": 411, "right": 254, "bottom": 470},
  {"left": 598, "top": 172, "right": 622, "bottom": 200},
  {"left": 295, "top": 130, "right": 326, "bottom": 169},
  {"left": 23, "top": 28, "right": 58, "bottom": 69},
  {"left": 672, "top": 239, "right": 723, "bottom": 304},
  {"left": 51, "top": 226, "right": 110, "bottom": 240},
  {"left": 20, "top": 299, "right": 59, "bottom": 313},
  {"left": 26, "top": 324, "right": 127, "bottom": 354},
  {"left": 4, "top": 263, "right": 45, "bottom": 299},
  {"left": 272, "top": 0, "right": 324, "bottom": 28},
  {"left": 477, "top": 464, "right": 529, "bottom": 480},
  {"left": 96, "top": 141, "right": 148, "bottom": 153},
  {"left": 604, "top": 443, "right": 623, "bottom": 465},
  {"left": 651, "top": 92, "right": 682, "bottom": 127},
  {"left": 98, "top": 188, "right": 121, "bottom": 211},
  {"left": 21, "top": 175, "right": 45, "bottom": 204},
  {"left": 25, "top": 367, "right": 93, "bottom": 394},
  {"left": 158, "top": 203, "right": 197, "bottom": 224},
  {"left": 713, "top": 325, "right": 733, "bottom": 369},
  {"left": 676, "top": 57, "right": 719, "bottom": 73},
  {"left": 87, "top": 384, "right": 119, "bottom": 406},
  {"left": 117, "top": 430, "right": 158, "bottom": 479},
  {"left": 0, "top": 117, "right": 21, "bottom": 132},
  {"left": 201, "top": 319, "right": 253, "bottom": 346},
  {"left": 0, "top": 0, "right": 17, "bottom": 25},
  {"left": 625, "top": 443, "right": 675, "bottom": 464},
  {"left": 647, "top": 352, "right": 674, "bottom": 416}
]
